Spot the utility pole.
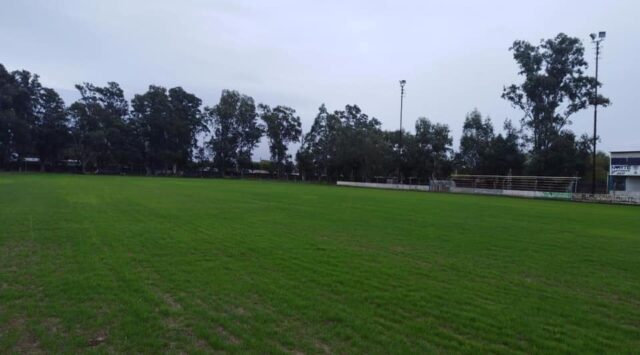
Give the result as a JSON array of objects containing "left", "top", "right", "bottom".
[
  {"left": 398, "top": 80, "right": 406, "bottom": 184},
  {"left": 590, "top": 31, "right": 606, "bottom": 195}
]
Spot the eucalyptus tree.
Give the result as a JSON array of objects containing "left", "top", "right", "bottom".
[
  {"left": 458, "top": 109, "right": 495, "bottom": 174},
  {"left": 502, "top": 33, "right": 609, "bottom": 175},
  {"left": 68, "top": 82, "right": 129, "bottom": 172},
  {"left": 413, "top": 117, "right": 453, "bottom": 179},
  {"left": 259, "top": 104, "right": 302, "bottom": 178},
  {"left": 206, "top": 90, "right": 262, "bottom": 176},
  {"left": 33, "top": 87, "right": 68, "bottom": 171},
  {"left": 297, "top": 104, "right": 340, "bottom": 180},
  {"left": 0, "top": 66, "right": 69, "bottom": 170},
  {"left": 131, "top": 86, "right": 204, "bottom": 174}
]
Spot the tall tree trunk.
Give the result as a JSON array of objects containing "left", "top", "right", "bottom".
[{"left": 220, "top": 152, "right": 225, "bottom": 177}]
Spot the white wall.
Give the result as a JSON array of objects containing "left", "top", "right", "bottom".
[
  {"left": 451, "top": 187, "right": 572, "bottom": 200},
  {"left": 625, "top": 176, "right": 640, "bottom": 192},
  {"left": 337, "top": 181, "right": 430, "bottom": 192}
]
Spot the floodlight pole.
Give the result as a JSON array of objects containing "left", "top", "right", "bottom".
[
  {"left": 591, "top": 32, "right": 605, "bottom": 195},
  {"left": 399, "top": 80, "right": 406, "bottom": 183}
]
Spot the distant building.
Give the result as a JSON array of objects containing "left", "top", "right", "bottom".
[
  {"left": 609, "top": 151, "right": 640, "bottom": 192},
  {"left": 247, "top": 169, "right": 270, "bottom": 175}
]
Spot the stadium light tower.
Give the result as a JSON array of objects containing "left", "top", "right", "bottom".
[
  {"left": 398, "top": 80, "right": 406, "bottom": 183},
  {"left": 399, "top": 80, "right": 406, "bottom": 134},
  {"left": 590, "top": 31, "right": 606, "bottom": 195}
]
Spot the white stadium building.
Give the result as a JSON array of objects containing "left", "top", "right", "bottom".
[{"left": 609, "top": 151, "right": 640, "bottom": 193}]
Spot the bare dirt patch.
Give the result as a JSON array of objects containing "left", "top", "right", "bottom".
[
  {"left": 41, "top": 317, "right": 62, "bottom": 334},
  {"left": 6, "top": 317, "right": 42, "bottom": 354},
  {"left": 184, "top": 326, "right": 213, "bottom": 352},
  {"left": 314, "top": 340, "right": 331, "bottom": 354},
  {"left": 14, "top": 332, "right": 41, "bottom": 353},
  {"left": 150, "top": 286, "right": 183, "bottom": 311},
  {"left": 216, "top": 325, "right": 240, "bottom": 345},
  {"left": 87, "top": 329, "right": 108, "bottom": 347},
  {"left": 161, "top": 293, "right": 182, "bottom": 310}
]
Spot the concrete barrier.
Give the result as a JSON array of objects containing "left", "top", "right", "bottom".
[
  {"left": 573, "top": 192, "right": 640, "bottom": 204},
  {"left": 451, "top": 187, "right": 572, "bottom": 200},
  {"left": 337, "top": 181, "right": 430, "bottom": 192}
]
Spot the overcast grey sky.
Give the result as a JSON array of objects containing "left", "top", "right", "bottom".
[{"left": 2, "top": 0, "right": 638, "bottom": 158}]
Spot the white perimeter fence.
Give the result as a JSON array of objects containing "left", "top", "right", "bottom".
[
  {"left": 336, "top": 181, "right": 640, "bottom": 205},
  {"left": 337, "top": 181, "right": 430, "bottom": 192}
]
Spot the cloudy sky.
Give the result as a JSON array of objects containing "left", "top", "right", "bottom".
[{"left": 2, "top": 0, "right": 638, "bottom": 159}]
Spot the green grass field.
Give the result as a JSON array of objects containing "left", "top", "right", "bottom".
[{"left": 1, "top": 174, "right": 639, "bottom": 353}]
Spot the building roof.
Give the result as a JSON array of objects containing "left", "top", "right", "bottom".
[{"left": 611, "top": 151, "right": 640, "bottom": 154}]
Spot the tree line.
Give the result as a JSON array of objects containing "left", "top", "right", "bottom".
[
  {"left": 0, "top": 33, "right": 609, "bottom": 183},
  {"left": 0, "top": 69, "right": 303, "bottom": 177}
]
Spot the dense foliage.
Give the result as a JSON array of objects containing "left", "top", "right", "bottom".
[{"left": 0, "top": 33, "right": 608, "bottom": 182}]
